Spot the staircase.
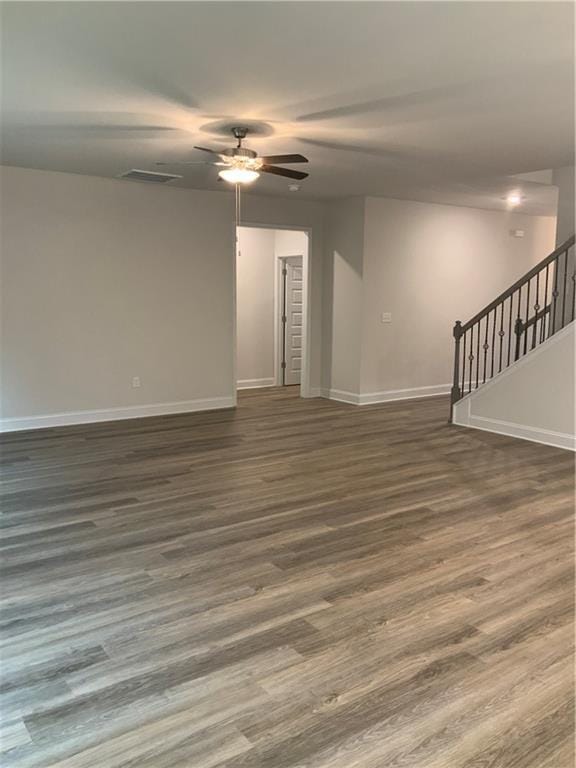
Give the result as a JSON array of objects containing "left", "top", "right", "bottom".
[{"left": 450, "top": 234, "right": 575, "bottom": 422}]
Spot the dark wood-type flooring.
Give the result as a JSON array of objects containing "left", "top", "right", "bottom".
[{"left": 1, "top": 388, "right": 574, "bottom": 767}]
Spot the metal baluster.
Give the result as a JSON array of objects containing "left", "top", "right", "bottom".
[
  {"left": 561, "top": 247, "right": 568, "bottom": 330},
  {"left": 514, "top": 286, "right": 523, "bottom": 361},
  {"left": 461, "top": 329, "right": 467, "bottom": 396},
  {"left": 475, "top": 319, "right": 480, "bottom": 388},
  {"left": 498, "top": 301, "right": 504, "bottom": 373},
  {"left": 523, "top": 277, "right": 531, "bottom": 355},
  {"left": 490, "top": 307, "right": 497, "bottom": 378},
  {"left": 468, "top": 324, "right": 474, "bottom": 393},
  {"left": 507, "top": 293, "right": 513, "bottom": 366},
  {"left": 531, "top": 270, "right": 540, "bottom": 350},
  {"left": 482, "top": 314, "right": 489, "bottom": 383},
  {"left": 541, "top": 264, "right": 549, "bottom": 344},
  {"left": 551, "top": 254, "right": 559, "bottom": 335},
  {"left": 570, "top": 246, "right": 576, "bottom": 320}
]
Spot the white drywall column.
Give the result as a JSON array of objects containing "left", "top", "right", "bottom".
[
  {"left": 553, "top": 165, "right": 575, "bottom": 244},
  {"left": 322, "top": 198, "right": 366, "bottom": 399},
  {"left": 236, "top": 227, "right": 276, "bottom": 387},
  {"left": 551, "top": 166, "right": 575, "bottom": 331}
]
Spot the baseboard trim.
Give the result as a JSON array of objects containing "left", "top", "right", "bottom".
[
  {"left": 0, "top": 396, "right": 236, "bottom": 433},
  {"left": 453, "top": 402, "right": 575, "bottom": 452},
  {"left": 320, "top": 388, "right": 360, "bottom": 405},
  {"left": 237, "top": 378, "right": 275, "bottom": 390},
  {"left": 320, "top": 384, "right": 451, "bottom": 406},
  {"left": 358, "top": 383, "right": 451, "bottom": 405}
]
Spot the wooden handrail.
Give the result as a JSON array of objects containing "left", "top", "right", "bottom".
[{"left": 459, "top": 235, "right": 575, "bottom": 334}]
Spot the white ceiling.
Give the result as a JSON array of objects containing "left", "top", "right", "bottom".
[{"left": 1, "top": 2, "right": 574, "bottom": 213}]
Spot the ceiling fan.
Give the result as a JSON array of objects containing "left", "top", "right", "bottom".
[{"left": 157, "top": 126, "right": 309, "bottom": 184}]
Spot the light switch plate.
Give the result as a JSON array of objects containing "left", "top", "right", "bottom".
[{"left": 381, "top": 312, "right": 392, "bottom": 324}]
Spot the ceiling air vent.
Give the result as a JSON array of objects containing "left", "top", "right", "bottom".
[{"left": 118, "top": 169, "right": 182, "bottom": 183}]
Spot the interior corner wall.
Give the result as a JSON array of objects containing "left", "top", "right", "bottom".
[
  {"left": 552, "top": 165, "right": 575, "bottom": 244},
  {"left": 359, "top": 197, "right": 557, "bottom": 398},
  {"left": 0, "top": 166, "right": 326, "bottom": 428},
  {"left": 236, "top": 226, "right": 276, "bottom": 386},
  {"left": 322, "top": 197, "right": 365, "bottom": 397}
]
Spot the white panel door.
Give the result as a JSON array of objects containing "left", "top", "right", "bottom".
[{"left": 282, "top": 256, "right": 303, "bottom": 386}]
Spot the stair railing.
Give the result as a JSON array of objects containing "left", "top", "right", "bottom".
[{"left": 450, "top": 234, "right": 575, "bottom": 412}]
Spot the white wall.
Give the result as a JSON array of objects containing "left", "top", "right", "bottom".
[
  {"left": 274, "top": 229, "right": 308, "bottom": 259},
  {"left": 236, "top": 227, "right": 276, "bottom": 387},
  {"left": 322, "top": 198, "right": 365, "bottom": 397},
  {"left": 1, "top": 163, "right": 563, "bottom": 429},
  {"left": 453, "top": 323, "right": 575, "bottom": 450},
  {"left": 553, "top": 165, "right": 575, "bottom": 244},
  {"left": 359, "top": 197, "right": 557, "bottom": 398},
  {"left": 0, "top": 166, "right": 236, "bottom": 425},
  {"left": 321, "top": 196, "right": 556, "bottom": 402},
  {"left": 0, "top": 166, "right": 326, "bottom": 429}
]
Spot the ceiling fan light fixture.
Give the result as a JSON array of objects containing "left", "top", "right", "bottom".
[{"left": 218, "top": 167, "right": 260, "bottom": 184}]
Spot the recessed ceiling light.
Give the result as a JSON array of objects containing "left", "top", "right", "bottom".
[
  {"left": 505, "top": 193, "right": 523, "bottom": 206},
  {"left": 288, "top": 183, "right": 301, "bottom": 192}
]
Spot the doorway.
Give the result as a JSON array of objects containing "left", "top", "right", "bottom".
[{"left": 235, "top": 225, "right": 310, "bottom": 396}]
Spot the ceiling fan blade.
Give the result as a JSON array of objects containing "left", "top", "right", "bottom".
[
  {"left": 260, "top": 165, "right": 309, "bottom": 180},
  {"left": 156, "top": 161, "right": 208, "bottom": 166},
  {"left": 194, "top": 145, "right": 221, "bottom": 155},
  {"left": 259, "top": 154, "right": 308, "bottom": 164},
  {"left": 9, "top": 124, "right": 181, "bottom": 140},
  {"left": 156, "top": 160, "right": 227, "bottom": 167}
]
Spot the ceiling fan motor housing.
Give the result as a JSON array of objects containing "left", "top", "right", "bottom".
[
  {"left": 222, "top": 146, "right": 257, "bottom": 159},
  {"left": 222, "top": 131, "right": 263, "bottom": 170}
]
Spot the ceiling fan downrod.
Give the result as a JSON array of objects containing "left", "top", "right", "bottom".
[{"left": 231, "top": 126, "right": 248, "bottom": 147}]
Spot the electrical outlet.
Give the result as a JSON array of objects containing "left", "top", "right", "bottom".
[
  {"left": 381, "top": 312, "right": 392, "bottom": 324},
  {"left": 132, "top": 376, "right": 141, "bottom": 388}
]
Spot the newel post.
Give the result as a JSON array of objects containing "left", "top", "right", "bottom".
[{"left": 449, "top": 320, "right": 462, "bottom": 422}]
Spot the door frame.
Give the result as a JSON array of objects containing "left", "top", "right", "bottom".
[
  {"left": 234, "top": 222, "right": 312, "bottom": 399},
  {"left": 274, "top": 254, "right": 304, "bottom": 387}
]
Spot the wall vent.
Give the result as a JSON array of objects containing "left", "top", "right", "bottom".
[{"left": 118, "top": 169, "right": 182, "bottom": 184}]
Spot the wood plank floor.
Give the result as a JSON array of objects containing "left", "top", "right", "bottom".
[{"left": 1, "top": 388, "right": 574, "bottom": 767}]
